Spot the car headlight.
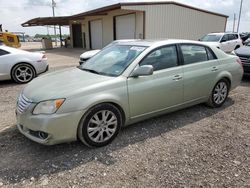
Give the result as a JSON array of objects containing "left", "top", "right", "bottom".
[{"left": 33, "top": 99, "right": 65, "bottom": 115}]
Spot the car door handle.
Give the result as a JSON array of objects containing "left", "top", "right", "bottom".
[
  {"left": 211, "top": 66, "right": 218, "bottom": 72},
  {"left": 173, "top": 75, "right": 182, "bottom": 81}
]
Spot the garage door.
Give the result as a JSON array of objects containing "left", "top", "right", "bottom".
[
  {"left": 115, "top": 14, "right": 136, "bottom": 40},
  {"left": 90, "top": 20, "right": 103, "bottom": 49}
]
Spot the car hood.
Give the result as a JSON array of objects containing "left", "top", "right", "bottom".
[
  {"left": 80, "top": 50, "right": 101, "bottom": 59},
  {"left": 235, "top": 46, "right": 250, "bottom": 56},
  {"left": 23, "top": 67, "right": 114, "bottom": 102}
]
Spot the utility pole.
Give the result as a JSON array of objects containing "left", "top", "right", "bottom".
[
  {"left": 237, "top": 0, "right": 243, "bottom": 33},
  {"left": 233, "top": 13, "right": 236, "bottom": 32},
  {"left": 52, "top": 0, "right": 57, "bottom": 46}
]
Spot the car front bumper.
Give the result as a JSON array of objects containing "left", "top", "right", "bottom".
[{"left": 16, "top": 109, "right": 85, "bottom": 145}]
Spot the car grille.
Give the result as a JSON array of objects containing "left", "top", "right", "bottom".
[
  {"left": 17, "top": 94, "right": 32, "bottom": 114},
  {"left": 239, "top": 56, "right": 250, "bottom": 65}
]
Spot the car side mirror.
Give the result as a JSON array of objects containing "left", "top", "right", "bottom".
[
  {"left": 220, "top": 39, "right": 226, "bottom": 43},
  {"left": 131, "top": 65, "right": 153, "bottom": 77}
]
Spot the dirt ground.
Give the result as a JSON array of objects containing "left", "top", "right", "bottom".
[{"left": 0, "top": 45, "right": 250, "bottom": 187}]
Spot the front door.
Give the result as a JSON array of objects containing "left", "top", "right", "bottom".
[
  {"left": 127, "top": 45, "right": 183, "bottom": 118},
  {"left": 220, "top": 34, "right": 230, "bottom": 52}
]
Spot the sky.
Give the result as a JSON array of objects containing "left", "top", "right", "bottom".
[{"left": 0, "top": 0, "right": 249, "bottom": 36}]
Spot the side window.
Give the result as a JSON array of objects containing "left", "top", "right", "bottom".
[
  {"left": 7, "top": 36, "right": 14, "bottom": 43},
  {"left": 234, "top": 34, "right": 239, "bottom": 39},
  {"left": 228, "top": 34, "right": 236, "bottom": 41},
  {"left": 0, "top": 49, "right": 9, "bottom": 56},
  {"left": 180, "top": 45, "right": 208, "bottom": 65},
  {"left": 140, "top": 45, "right": 178, "bottom": 71},
  {"left": 221, "top": 34, "right": 228, "bottom": 42},
  {"left": 206, "top": 47, "right": 217, "bottom": 60}
]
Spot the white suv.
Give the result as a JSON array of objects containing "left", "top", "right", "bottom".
[{"left": 200, "top": 33, "right": 243, "bottom": 53}]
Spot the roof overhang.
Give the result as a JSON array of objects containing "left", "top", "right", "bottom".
[{"left": 22, "top": 16, "right": 71, "bottom": 27}]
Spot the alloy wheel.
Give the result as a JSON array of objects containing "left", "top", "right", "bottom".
[
  {"left": 14, "top": 65, "right": 34, "bottom": 83},
  {"left": 87, "top": 110, "right": 118, "bottom": 143},
  {"left": 213, "top": 81, "right": 228, "bottom": 105}
]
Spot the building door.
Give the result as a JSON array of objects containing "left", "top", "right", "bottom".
[
  {"left": 90, "top": 20, "right": 103, "bottom": 49},
  {"left": 72, "top": 24, "right": 83, "bottom": 48},
  {"left": 115, "top": 14, "right": 136, "bottom": 40}
]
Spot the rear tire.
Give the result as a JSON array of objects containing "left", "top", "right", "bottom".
[
  {"left": 11, "top": 63, "right": 35, "bottom": 84},
  {"left": 77, "top": 103, "right": 122, "bottom": 147},
  {"left": 206, "top": 79, "right": 229, "bottom": 108}
]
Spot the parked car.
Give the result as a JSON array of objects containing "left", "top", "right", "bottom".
[
  {"left": 200, "top": 32, "right": 243, "bottom": 53},
  {"left": 0, "top": 45, "right": 48, "bottom": 83},
  {"left": 240, "top": 32, "right": 250, "bottom": 44},
  {"left": 234, "top": 42, "right": 250, "bottom": 76},
  {"left": 16, "top": 40, "right": 243, "bottom": 147},
  {"left": 244, "top": 38, "right": 250, "bottom": 46},
  {"left": 79, "top": 39, "right": 139, "bottom": 65},
  {"left": 79, "top": 49, "right": 101, "bottom": 65}
]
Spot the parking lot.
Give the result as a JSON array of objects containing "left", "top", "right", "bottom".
[{"left": 0, "top": 46, "right": 250, "bottom": 187}]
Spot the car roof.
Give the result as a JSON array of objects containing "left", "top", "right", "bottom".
[
  {"left": 115, "top": 39, "right": 210, "bottom": 47},
  {"left": 0, "top": 45, "right": 27, "bottom": 54},
  {"left": 207, "top": 32, "right": 239, "bottom": 35}
]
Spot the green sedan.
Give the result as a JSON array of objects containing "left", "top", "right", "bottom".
[{"left": 16, "top": 40, "right": 243, "bottom": 147}]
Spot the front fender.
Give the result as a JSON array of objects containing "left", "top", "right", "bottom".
[{"left": 57, "top": 89, "right": 130, "bottom": 124}]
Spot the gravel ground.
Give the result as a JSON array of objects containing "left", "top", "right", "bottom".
[{"left": 0, "top": 47, "right": 249, "bottom": 187}]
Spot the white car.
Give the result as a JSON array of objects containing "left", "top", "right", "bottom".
[
  {"left": 79, "top": 39, "right": 139, "bottom": 65},
  {"left": 200, "top": 32, "right": 243, "bottom": 53},
  {"left": 0, "top": 45, "right": 48, "bottom": 83}
]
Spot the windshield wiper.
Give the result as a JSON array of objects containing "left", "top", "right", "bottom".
[{"left": 80, "top": 68, "right": 100, "bottom": 75}]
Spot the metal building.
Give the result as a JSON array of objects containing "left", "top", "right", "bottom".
[{"left": 22, "top": 1, "right": 228, "bottom": 49}]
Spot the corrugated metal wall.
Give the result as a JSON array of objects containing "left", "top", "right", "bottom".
[{"left": 122, "top": 4, "right": 227, "bottom": 40}]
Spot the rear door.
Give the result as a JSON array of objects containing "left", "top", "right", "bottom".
[
  {"left": 180, "top": 44, "right": 219, "bottom": 102},
  {"left": 127, "top": 45, "right": 183, "bottom": 118}
]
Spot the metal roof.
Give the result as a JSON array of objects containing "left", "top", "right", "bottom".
[
  {"left": 22, "top": 1, "right": 228, "bottom": 27},
  {"left": 22, "top": 16, "right": 71, "bottom": 27}
]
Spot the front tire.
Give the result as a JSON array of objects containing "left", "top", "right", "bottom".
[
  {"left": 77, "top": 103, "right": 122, "bottom": 147},
  {"left": 207, "top": 79, "right": 229, "bottom": 108},
  {"left": 11, "top": 63, "right": 35, "bottom": 84}
]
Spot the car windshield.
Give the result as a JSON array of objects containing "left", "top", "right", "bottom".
[
  {"left": 79, "top": 45, "right": 147, "bottom": 76},
  {"left": 200, "top": 34, "right": 222, "bottom": 42}
]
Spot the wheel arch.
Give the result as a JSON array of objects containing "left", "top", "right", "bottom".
[
  {"left": 215, "top": 71, "right": 232, "bottom": 90},
  {"left": 83, "top": 101, "right": 127, "bottom": 126}
]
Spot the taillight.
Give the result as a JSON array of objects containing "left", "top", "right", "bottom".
[{"left": 236, "top": 58, "right": 243, "bottom": 67}]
